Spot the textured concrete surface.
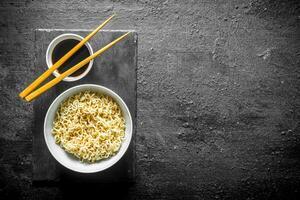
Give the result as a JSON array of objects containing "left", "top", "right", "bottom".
[{"left": 0, "top": 0, "right": 300, "bottom": 199}]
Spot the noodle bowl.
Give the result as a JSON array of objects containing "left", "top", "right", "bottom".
[{"left": 52, "top": 91, "right": 125, "bottom": 162}]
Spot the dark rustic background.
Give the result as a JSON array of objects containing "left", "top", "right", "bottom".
[{"left": 0, "top": 0, "right": 300, "bottom": 199}]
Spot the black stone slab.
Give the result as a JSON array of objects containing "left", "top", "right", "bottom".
[{"left": 32, "top": 29, "right": 137, "bottom": 182}]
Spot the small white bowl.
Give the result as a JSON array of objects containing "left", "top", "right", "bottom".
[
  {"left": 44, "top": 84, "right": 133, "bottom": 173},
  {"left": 46, "top": 33, "right": 94, "bottom": 82}
]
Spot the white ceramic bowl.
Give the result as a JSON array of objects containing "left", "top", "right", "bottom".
[
  {"left": 46, "top": 33, "right": 94, "bottom": 82},
  {"left": 44, "top": 84, "right": 133, "bottom": 173}
]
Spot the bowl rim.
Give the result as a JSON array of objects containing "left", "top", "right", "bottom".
[
  {"left": 45, "top": 33, "right": 94, "bottom": 82},
  {"left": 44, "top": 84, "right": 133, "bottom": 173}
]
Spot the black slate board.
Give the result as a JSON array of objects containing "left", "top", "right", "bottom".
[{"left": 32, "top": 29, "right": 137, "bottom": 182}]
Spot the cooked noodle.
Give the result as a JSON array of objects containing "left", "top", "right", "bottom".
[{"left": 52, "top": 90, "right": 125, "bottom": 162}]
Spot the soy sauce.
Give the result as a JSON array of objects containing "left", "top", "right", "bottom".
[{"left": 52, "top": 39, "right": 90, "bottom": 77}]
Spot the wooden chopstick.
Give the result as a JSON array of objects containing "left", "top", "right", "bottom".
[
  {"left": 25, "top": 32, "right": 130, "bottom": 102},
  {"left": 19, "top": 14, "right": 115, "bottom": 99}
]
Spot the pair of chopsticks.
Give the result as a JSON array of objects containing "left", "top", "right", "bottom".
[{"left": 19, "top": 14, "right": 130, "bottom": 102}]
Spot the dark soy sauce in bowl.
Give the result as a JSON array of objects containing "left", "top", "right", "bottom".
[{"left": 52, "top": 39, "right": 90, "bottom": 77}]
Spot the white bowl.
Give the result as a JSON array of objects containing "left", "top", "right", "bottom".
[
  {"left": 44, "top": 84, "right": 133, "bottom": 173},
  {"left": 46, "top": 33, "right": 94, "bottom": 82}
]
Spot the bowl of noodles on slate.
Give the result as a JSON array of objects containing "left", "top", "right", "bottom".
[{"left": 44, "top": 84, "right": 133, "bottom": 173}]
